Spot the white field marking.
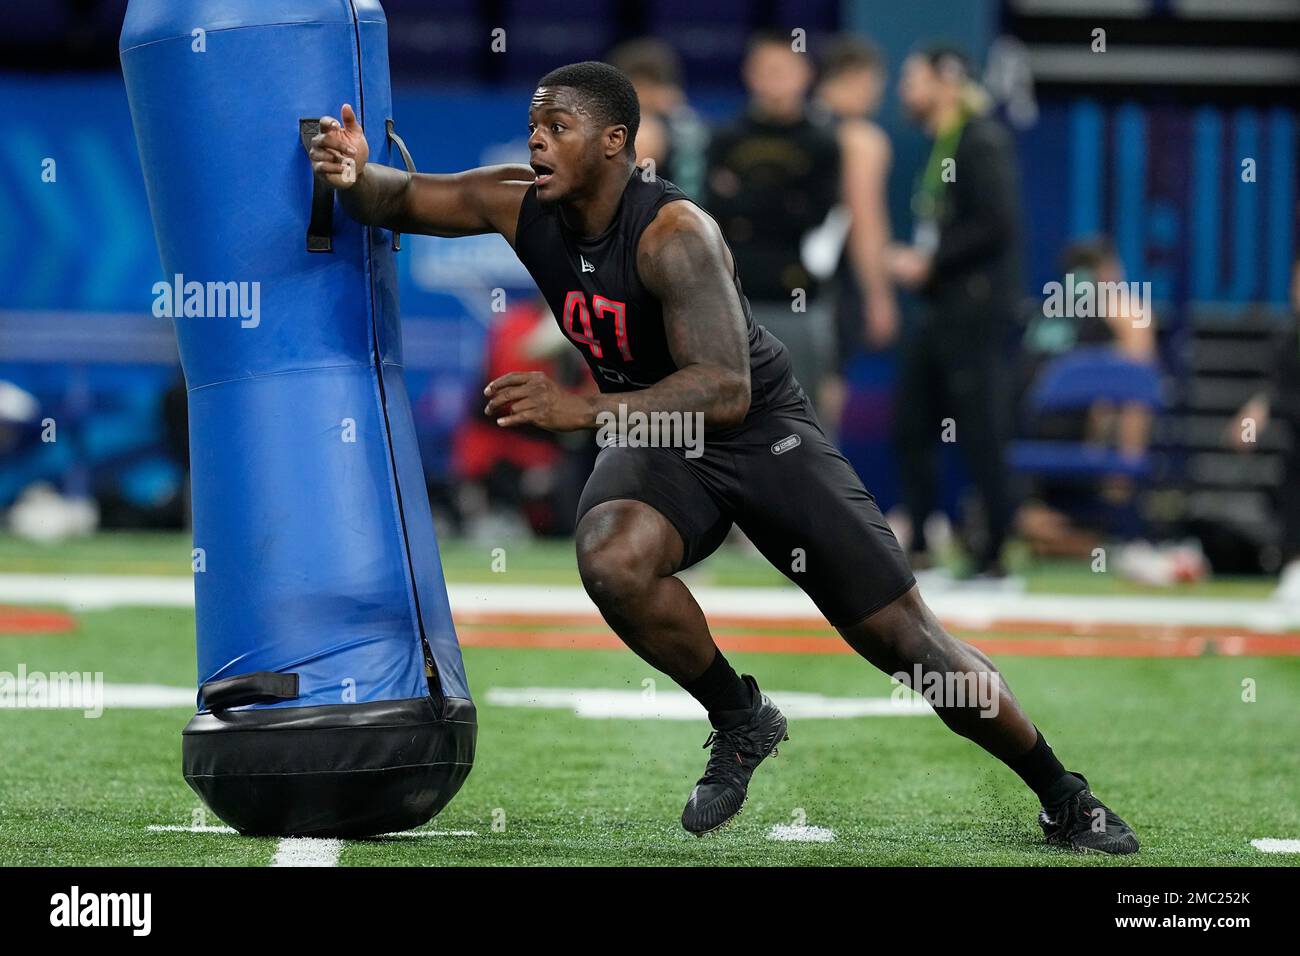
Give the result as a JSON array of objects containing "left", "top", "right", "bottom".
[
  {"left": 272, "top": 837, "right": 342, "bottom": 867},
  {"left": 3, "top": 574, "right": 1297, "bottom": 631},
  {"left": 448, "top": 583, "right": 1300, "bottom": 632},
  {"left": 1251, "top": 838, "right": 1300, "bottom": 853},
  {"left": 0, "top": 683, "right": 195, "bottom": 710},
  {"left": 0, "top": 574, "right": 193, "bottom": 609},
  {"left": 146, "top": 824, "right": 473, "bottom": 839},
  {"left": 100, "top": 684, "right": 194, "bottom": 708},
  {"left": 768, "top": 823, "right": 836, "bottom": 843},
  {"left": 485, "top": 687, "right": 931, "bottom": 720}
]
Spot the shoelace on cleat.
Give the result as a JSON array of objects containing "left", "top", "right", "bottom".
[
  {"left": 1065, "top": 791, "right": 1122, "bottom": 839},
  {"left": 1043, "top": 790, "right": 1087, "bottom": 835},
  {"left": 699, "top": 727, "right": 764, "bottom": 787}
]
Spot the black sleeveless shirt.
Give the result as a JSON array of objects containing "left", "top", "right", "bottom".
[{"left": 512, "top": 172, "right": 797, "bottom": 420}]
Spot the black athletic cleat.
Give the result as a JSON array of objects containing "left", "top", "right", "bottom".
[
  {"left": 681, "top": 674, "right": 788, "bottom": 836},
  {"left": 1038, "top": 773, "right": 1140, "bottom": 855}
]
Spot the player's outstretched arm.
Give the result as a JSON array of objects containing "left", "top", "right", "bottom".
[{"left": 309, "top": 104, "right": 533, "bottom": 244}]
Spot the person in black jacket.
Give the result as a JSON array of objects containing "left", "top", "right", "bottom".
[
  {"left": 889, "top": 45, "right": 1024, "bottom": 577},
  {"left": 704, "top": 31, "right": 841, "bottom": 408}
]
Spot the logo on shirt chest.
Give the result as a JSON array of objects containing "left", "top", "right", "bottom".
[{"left": 579, "top": 254, "right": 596, "bottom": 273}]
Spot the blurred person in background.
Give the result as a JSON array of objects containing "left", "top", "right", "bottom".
[
  {"left": 1227, "top": 253, "right": 1300, "bottom": 601},
  {"left": 812, "top": 34, "right": 898, "bottom": 436},
  {"left": 704, "top": 30, "right": 840, "bottom": 411},
  {"left": 888, "top": 45, "right": 1023, "bottom": 578},
  {"left": 608, "top": 37, "right": 709, "bottom": 199},
  {"left": 1016, "top": 237, "right": 1159, "bottom": 559},
  {"left": 0, "top": 381, "right": 41, "bottom": 461}
]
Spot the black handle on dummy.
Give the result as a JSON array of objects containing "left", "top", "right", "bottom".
[
  {"left": 300, "top": 118, "right": 334, "bottom": 253},
  {"left": 386, "top": 119, "right": 416, "bottom": 252}
]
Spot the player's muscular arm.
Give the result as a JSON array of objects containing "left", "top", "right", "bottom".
[
  {"left": 310, "top": 105, "right": 532, "bottom": 244},
  {"left": 346, "top": 164, "right": 533, "bottom": 242},
  {"left": 483, "top": 203, "right": 752, "bottom": 433},
  {"left": 618, "top": 202, "right": 752, "bottom": 428}
]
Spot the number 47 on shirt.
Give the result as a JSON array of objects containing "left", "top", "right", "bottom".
[{"left": 562, "top": 290, "right": 632, "bottom": 361}]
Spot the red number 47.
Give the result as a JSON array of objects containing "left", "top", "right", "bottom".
[{"left": 562, "top": 291, "right": 632, "bottom": 361}]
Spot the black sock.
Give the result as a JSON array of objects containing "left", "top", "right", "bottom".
[
  {"left": 1006, "top": 728, "right": 1086, "bottom": 807},
  {"left": 682, "top": 650, "right": 753, "bottom": 727}
]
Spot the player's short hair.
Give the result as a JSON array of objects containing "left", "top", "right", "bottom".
[
  {"left": 607, "top": 38, "right": 683, "bottom": 90},
  {"left": 537, "top": 61, "right": 640, "bottom": 156},
  {"left": 820, "top": 35, "right": 885, "bottom": 81}
]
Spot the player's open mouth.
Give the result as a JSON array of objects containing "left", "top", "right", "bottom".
[{"left": 531, "top": 162, "right": 555, "bottom": 186}]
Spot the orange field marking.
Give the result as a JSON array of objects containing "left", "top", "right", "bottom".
[
  {"left": 0, "top": 605, "right": 78, "bottom": 635},
  {"left": 454, "top": 612, "right": 1300, "bottom": 657}
]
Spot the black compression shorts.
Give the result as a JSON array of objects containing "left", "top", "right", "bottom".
[{"left": 576, "top": 394, "right": 916, "bottom": 628}]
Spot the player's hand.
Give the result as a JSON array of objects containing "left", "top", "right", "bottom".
[
  {"left": 484, "top": 371, "right": 594, "bottom": 432},
  {"left": 310, "top": 104, "right": 368, "bottom": 189}
]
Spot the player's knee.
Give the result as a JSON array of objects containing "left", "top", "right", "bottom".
[
  {"left": 850, "top": 587, "right": 947, "bottom": 664},
  {"left": 576, "top": 531, "right": 656, "bottom": 610},
  {"left": 575, "top": 501, "right": 679, "bottom": 609},
  {"left": 895, "top": 613, "right": 950, "bottom": 664}
]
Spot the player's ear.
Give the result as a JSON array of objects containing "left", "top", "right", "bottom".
[{"left": 604, "top": 124, "right": 628, "bottom": 159}]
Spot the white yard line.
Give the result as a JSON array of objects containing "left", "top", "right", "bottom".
[
  {"left": 0, "top": 574, "right": 193, "bottom": 609},
  {"left": 0, "top": 683, "right": 194, "bottom": 711},
  {"left": 2, "top": 573, "right": 1295, "bottom": 630},
  {"left": 450, "top": 582, "right": 1298, "bottom": 631},
  {"left": 486, "top": 686, "right": 930, "bottom": 720},
  {"left": 272, "top": 837, "right": 342, "bottom": 867},
  {"left": 1251, "top": 838, "right": 1300, "bottom": 853},
  {"left": 146, "top": 824, "right": 475, "bottom": 869},
  {"left": 96, "top": 684, "right": 195, "bottom": 708}
]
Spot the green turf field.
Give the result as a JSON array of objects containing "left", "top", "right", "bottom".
[
  {"left": 0, "top": 530, "right": 1279, "bottom": 597},
  {"left": 1, "top": 533, "right": 1297, "bottom": 866}
]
